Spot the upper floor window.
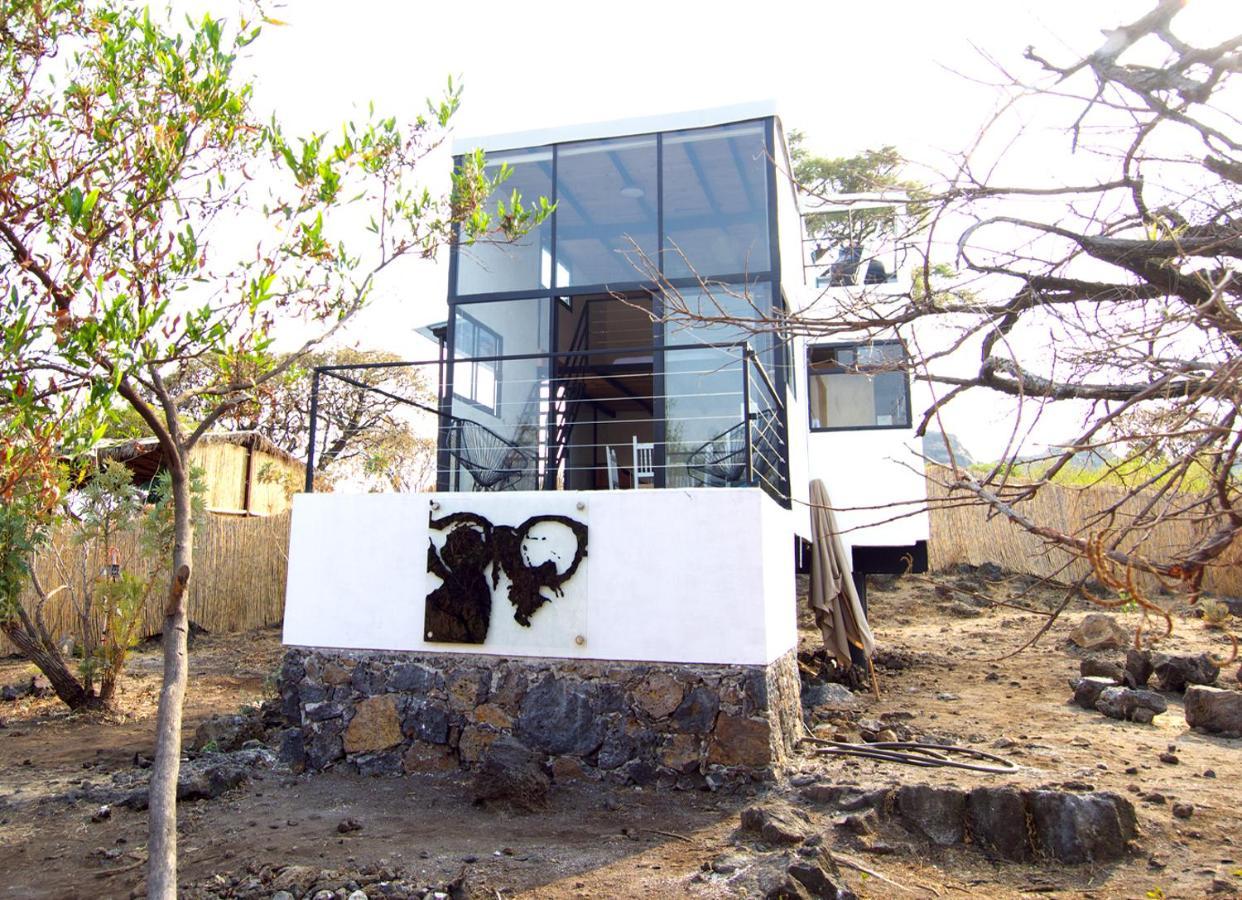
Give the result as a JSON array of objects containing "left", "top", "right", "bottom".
[
  {"left": 453, "top": 312, "right": 502, "bottom": 413},
  {"left": 662, "top": 122, "right": 769, "bottom": 280},
  {"left": 556, "top": 135, "right": 658, "bottom": 288},
  {"left": 451, "top": 120, "right": 774, "bottom": 298},
  {"left": 454, "top": 147, "right": 553, "bottom": 297},
  {"left": 808, "top": 341, "right": 910, "bottom": 430}
]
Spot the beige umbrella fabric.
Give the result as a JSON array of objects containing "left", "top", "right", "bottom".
[{"left": 808, "top": 478, "right": 876, "bottom": 669}]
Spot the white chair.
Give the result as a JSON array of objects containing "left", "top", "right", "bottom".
[
  {"left": 606, "top": 446, "right": 620, "bottom": 490},
  {"left": 632, "top": 436, "right": 655, "bottom": 488}
]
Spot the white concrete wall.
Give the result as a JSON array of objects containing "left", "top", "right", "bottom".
[
  {"left": 807, "top": 429, "right": 930, "bottom": 555},
  {"left": 284, "top": 487, "right": 797, "bottom": 666}
]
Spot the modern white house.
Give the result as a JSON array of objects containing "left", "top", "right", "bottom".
[{"left": 279, "top": 103, "right": 929, "bottom": 781}]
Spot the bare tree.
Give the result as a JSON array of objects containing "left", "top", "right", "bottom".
[{"left": 660, "top": 2, "right": 1240, "bottom": 629}]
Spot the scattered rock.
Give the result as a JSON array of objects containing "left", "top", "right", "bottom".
[
  {"left": 801, "top": 683, "right": 858, "bottom": 711},
  {"left": 118, "top": 749, "right": 273, "bottom": 810},
  {"left": 1068, "top": 614, "right": 1129, "bottom": 651},
  {"left": 787, "top": 845, "right": 853, "bottom": 898},
  {"left": 337, "top": 817, "right": 363, "bottom": 833},
  {"left": 1124, "top": 649, "right": 1154, "bottom": 688},
  {"left": 1071, "top": 676, "right": 1114, "bottom": 710},
  {"left": 1173, "top": 802, "right": 1195, "bottom": 819},
  {"left": 1095, "top": 686, "right": 1168, "bottom": 724},
  {"left": 1080, "top": 658, "right": 1124, "bottom": 682},
  {"left": 472, "top": 735, "right": 550, "bottom": 810},
  {"left": 192, "top": 713, "right": 263, "bottom": 753},
  {"left": 1159, "top": 751, "right": 1179, "bottom": 765},
  {"left": 740, "top": 803, "right": 810, "bottom": 845},
  {"left": 1152, "top": 653, "right": 1220, "bottom": 692},
  {"left": 1184, "top": 685, "right": 1242, "bottom": 736}
]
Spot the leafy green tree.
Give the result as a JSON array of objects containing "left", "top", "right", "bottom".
[{"left": 0, "top": 2, "right": 546, "bottom": 893}]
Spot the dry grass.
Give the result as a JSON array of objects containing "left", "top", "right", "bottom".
[{"left": 927, "top": 474, "right": 1242, "bottom": 597}]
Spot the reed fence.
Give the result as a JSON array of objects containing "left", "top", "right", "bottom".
[
  {"left": 927, "top": 473, "right": 1242, "bottom": 597},
  {"left": 4, "top": 511, "right": 290, "bottom": 655}
]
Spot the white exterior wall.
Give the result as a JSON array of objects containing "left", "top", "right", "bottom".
[
  {"left": 284, "top": 487, "right": 797, "bottom": 666},
  {"left": 806, "top": 429, "right": 929, "bottom": 556}
]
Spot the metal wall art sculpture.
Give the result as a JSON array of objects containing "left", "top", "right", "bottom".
[{"left": 425, "top": 511, "right": 588, "bottom": 644}]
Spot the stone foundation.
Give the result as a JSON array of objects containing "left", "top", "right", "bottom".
[{"left": 277, "top": 648, "right": 802, "bottom": 785}]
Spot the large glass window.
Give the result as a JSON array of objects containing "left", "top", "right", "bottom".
[
  {"left": 455, "top": 147, "right": 553, "bottom": 296},
  {"left": 662, "top": 122, "right": 769, "bottom": 280},
  {"left": 808, "top": 341, "right": 910, "bottom": 430},
  {"left": 555, "top": 135, "right": 658, "bottom": 287},
  {"left": 663, "top": 283, "right": 772, "bottom": 487},
  {"left": 448, "top": 298, "right": 550, "bottom": 491},
  {"left": 452, "top": 313, "right": 501, "bottom": 412}
]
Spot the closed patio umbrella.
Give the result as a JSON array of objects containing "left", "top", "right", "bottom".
[{"left": 808, "top": 479, "right": 876, "bottom": 671}]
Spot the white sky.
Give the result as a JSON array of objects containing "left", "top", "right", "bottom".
[{"left": 221, "top": 0, "right": 1239, "bottom": 462}]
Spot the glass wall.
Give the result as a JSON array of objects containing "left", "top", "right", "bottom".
[
  {"left": 555, "top": 135, "right": 658, "bottom": 288},
  {"left": 455, "top": 147, "right": 554, "bottom": 296},
  {"left": 662, "top": 123, "right": 769, "bottom": 279},
  {"left": 663, "top": 282, "right": 772, "bottom": 487},
  {"left": 451, "top": 119, "right": 773, "bottom": 298},
  {"left": 447, "top": 298, "right": 550, "bottom": 490}
]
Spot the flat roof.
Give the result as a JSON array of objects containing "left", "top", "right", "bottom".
[{"left": 451, "top": 100, "right": 780, "bottom": 156}]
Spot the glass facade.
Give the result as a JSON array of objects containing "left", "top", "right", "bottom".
[
  {"left": 455, "top": 148, "right": 553, "bottom": 296},
  {"left": 556, "top": 135, "right": 658, "bottom": 288},
  {"left": 662, "top": 123, "right": 769, "bottom": 279},
  {"left": 442, "top": 116, "right": 789, "bottom": 503}
]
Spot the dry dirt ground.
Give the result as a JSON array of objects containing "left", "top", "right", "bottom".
[{"left": 1, "top": 569, "right": 1240, "bottom": 899}]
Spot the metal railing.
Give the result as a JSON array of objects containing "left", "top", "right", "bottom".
[{"left": 304, "top": 340, "right": 790, "bottom": 507}]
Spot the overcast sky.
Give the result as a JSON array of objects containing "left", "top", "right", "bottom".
[{"left": 224, "top": 0, "right": 1239, "bottom": 461}]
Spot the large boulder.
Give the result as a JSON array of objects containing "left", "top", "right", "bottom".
[
  {"left": 1152, "top": 653, "right": 1219, "bottom": 692},
  {"left": 1079, "top": 658, "right": 1124, "bottom": 682},
  {"left": 895, "top": 785, "right": 966, "bottom": 846},
  {"left": 1095, "top": 686, "right": 1168, "bottom": 724},
  {"left": 967, "top": 787, "right": 1030, "bottom": 861},
  {"left": 1027, "top": 791, "right": 1136, "bottom": 863},
  {"left": 471, "top": 735, "right": 549, "bottom": 809},
  {"left": 1123, "top": 648, "right": 1154, "bottom": 688},
  {"left": 740, "top": 803, "right": 811, "bottom": 845},
  {"left": 1068, "top": 614, "right": 1129, "bottom": 651},
  {"left": 193, "top": 713, "right": 264, "bottom": 752},
  {"left": 1071, "top": 676, "right": 1115, "bottom": 710},
  {"left": 1184, "top": 685, "right": 1242, "bottom": 736},
  {"left": 515, "top": 677, "right": 606, "bottom": 756}
]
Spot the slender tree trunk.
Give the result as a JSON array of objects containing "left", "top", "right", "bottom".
[
  {"left": 145, "top": 468, "right": 193, "bottom": 899},
  {"left": 0, "top": 619, "right": 93, "bottom": 708}
]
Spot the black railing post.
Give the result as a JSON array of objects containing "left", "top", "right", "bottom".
[
  {"left": 304, "top": 367, "right": 321, "bottom": 493},
  {"left": 742, "top": 348, "right": 755, "bottom": 487}
]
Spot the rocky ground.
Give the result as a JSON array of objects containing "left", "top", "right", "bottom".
[{"left": 0, "top": 568, "right": 1240, "bottom": 898}]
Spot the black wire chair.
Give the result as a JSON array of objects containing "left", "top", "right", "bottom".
[
  {"left": 447, "top": 417, "right": 535, "bottom": 491},
  {"left": 686, "top": 420, "right": 748, "bottom": 486}
]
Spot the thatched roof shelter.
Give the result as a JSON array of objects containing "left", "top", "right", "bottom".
[{"left": 89, "top": 431, "right": 302, "bottom": 516}]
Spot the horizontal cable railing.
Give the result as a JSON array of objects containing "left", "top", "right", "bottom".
[{"left": 304, "top": 341, "right": 791, "bottom": 506}]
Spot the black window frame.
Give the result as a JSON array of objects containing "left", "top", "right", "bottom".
[
  {"left": 451, "top": 309, "right": 502, "bottom": 415},
  {"left": 807, "top": 339, "right": 911, "bottom": 432}
]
